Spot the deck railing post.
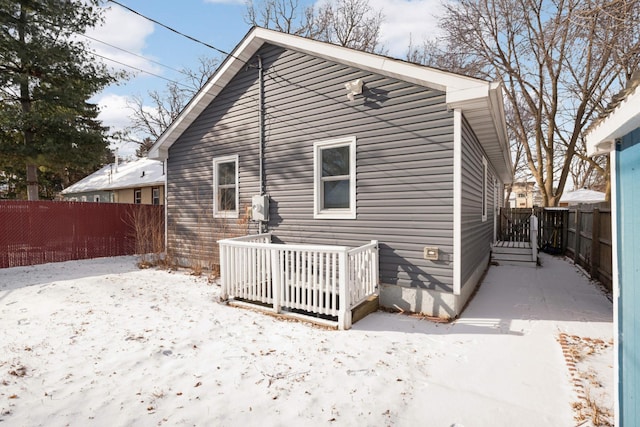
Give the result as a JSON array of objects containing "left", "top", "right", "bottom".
[
  {"left": 338, "top": 248, "right": 351, "bottom": 330},
  {"left": 271, "top": 247, "right": 281, "bottom": 314},
  {"left": 372, "top": 240, "right": 379, "bottom": 291}
]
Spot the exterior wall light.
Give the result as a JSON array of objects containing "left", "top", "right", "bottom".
[{"left": 345, "top": 79, "right": 364, "bottom": 102}]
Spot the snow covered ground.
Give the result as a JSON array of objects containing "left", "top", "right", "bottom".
[{"left": 0, "top": 253, "right": 613, "bottom": 426}]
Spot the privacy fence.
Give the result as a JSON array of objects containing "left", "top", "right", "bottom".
[
  {"left": 0, "top": 201, "right": 164, "bottom": 268},
  {"left": 498, "top": 203, "right": 612, "bottom": 290},
  {"left": 565, "top": 204, "right": 612, "bottom": 290}
]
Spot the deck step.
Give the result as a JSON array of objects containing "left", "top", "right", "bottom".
[
  {"left": 351, "top": 294, "right": 379, "bottom": 324},
  {"left": 492, "top": 252, "right": 535, "bottom": 262},
  {"left": 492, "top": 246, "right": 532, "bottom": 256},
  {"left": 493, "top": 259, "right": 537, "bottom": 268}
]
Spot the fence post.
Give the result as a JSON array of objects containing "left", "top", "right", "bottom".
[
  {"left": 338, "top": 248, "right": 351, "bottom": 330},
  {"left": 271, "top": 248, "right": 281, "bottom": 314},
  {"left": 574, "top": 207, "right": 582, "bottom": 264},
  {"left": 591, "top": 207, "right": 601, "bottom": 280},
  {"left": 530, "top": 215, "right": 538, "bottom": 263},
  {"left": 562, "top": 210, "right": 569, "bottom": 253}
]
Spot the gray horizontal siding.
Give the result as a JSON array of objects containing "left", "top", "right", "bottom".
[
  {"left": 166, "top": 42, "right": 456, "bottom": 291},
  {"left": 259, "top": 44, "right": 454, "bottom": 291},
  {"left": 166, "top": 58, "right": 261, "bottom": 266},
  {"left": 460, "top": 114, "right": 496, "bottom": 286}
]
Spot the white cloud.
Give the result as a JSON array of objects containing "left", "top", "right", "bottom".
[
  {"left": 84, "top": 4, "right": 159, "bottom": 75},
  {"left": 370, "top": 0, "right": 448, "bottom": 57},
  {"left": 315, "top": 0, "right": 448, "bottom": 58},
  {"left": 95, "top": 93, "right": 142, "bottom": 158}
]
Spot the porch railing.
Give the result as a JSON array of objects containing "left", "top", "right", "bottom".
[{"left": 218, "top": 233, "right": 379, "bottom": 330}]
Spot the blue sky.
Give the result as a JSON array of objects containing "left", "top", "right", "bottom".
[{"left": 88, "top": 0, "right": 447, "bottom": 157}]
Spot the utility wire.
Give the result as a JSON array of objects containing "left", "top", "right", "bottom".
[
  {"left": 80, "top": 33, "right": 188, "bottom": 76},
  {"left": 91, "top": 51, "right": 191, "bottom": 88},
  {"left": 107, "top": 0, "right": 244, "bottom": 63}
]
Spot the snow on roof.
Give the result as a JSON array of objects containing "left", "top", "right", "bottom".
[
  {"left": 61, "top": 158, "right": 164, "bottom": 194},
  {"left": 559, "top": 188, "right": 606, "bottom": 205},
  {"left": 586, "top": 70, "right": 640, "bottom": 155}
]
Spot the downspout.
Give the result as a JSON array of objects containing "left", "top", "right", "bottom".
[{"left": 258, "top": 55, "right": 267, "bottom": 234}]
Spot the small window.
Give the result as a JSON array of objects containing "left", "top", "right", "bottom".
[
  {"left": 94, "top": 195, "right": 100, "bottom": 202},
  {"left": 313, "top": 137, "right": 356, "bottom": 219},
  {"left": 81, "top": 195, "right": 87, "bottom": 202},
  {"left": 481, "top": 157, "right": 487, "bottom": 222},
  {"left": 152, "top": 187, "right": 160, "bottom": 205},
  {"left": 213, "top": 155, "right": 239, "bottom": 218},
  {"left": 134, "top": 188, "right": 142, "bottom": 204}
]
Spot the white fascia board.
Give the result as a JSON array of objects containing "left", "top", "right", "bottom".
[
  {"left": 148, "top": 26, "right": 497, "bottom": 160},
  {"left": 488, "top": 82, "right": 513, "bottom": 183},
  {"left": 148, "top": 33, "right": 263, "bottom": 161},
  {"left": 586, "top": 85, "right": 640, "bottom": 155},
  {"left": 257, "top": 27, "right": 486, "bottom": 95}
]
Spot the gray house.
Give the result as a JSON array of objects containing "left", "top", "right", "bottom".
[{"left": 149, "top": 27, "right": 512, "bottom": 319}]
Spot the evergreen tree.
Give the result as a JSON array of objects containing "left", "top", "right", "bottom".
[{"left": 0, "top": 0, "right": 120, "bottom": 199}]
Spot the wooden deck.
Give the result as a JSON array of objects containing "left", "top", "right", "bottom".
[{"left": 493, "top": 241, "right": 532, "bottom": 249}]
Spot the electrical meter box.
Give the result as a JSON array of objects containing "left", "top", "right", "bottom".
[{"left": 251, "top": 195, "right": 269, "bottom": 222}]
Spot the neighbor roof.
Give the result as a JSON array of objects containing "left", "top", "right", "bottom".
[
  {"left": 559, "top": 188, "right": 606, "bottom": 205},
  {"left": 586, "top": 71, "right": 640, "bottom": 155},
  {"left": 148, "top": 26, "right": 512, "bottom": 182},
  {"left": 61, "top": 158, "right": 164, "bottom": 195}
]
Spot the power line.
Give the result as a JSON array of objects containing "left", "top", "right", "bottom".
[
  {"left": 90, "top": 51, "right": 191, "bottom": 88},
  {"left": 107, "top": 0, "right": 244, "bottom": 62},
  {"left": 80, "top": 33, "right": 187, "bottom": 76}
]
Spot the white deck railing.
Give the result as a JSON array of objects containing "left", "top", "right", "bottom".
[{"left": 218, "top": 233, "right": 378, "bottom": 330}]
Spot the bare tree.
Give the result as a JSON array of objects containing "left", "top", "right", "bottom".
[
  {"left": 126, "top": 56, "right": 220, "bottom": 145},
  {"left": 245, "top": 0, "right": 385, "bottom": 53},
  {"left": 410, "top": 0, "right": 640, "bottom": 206}
]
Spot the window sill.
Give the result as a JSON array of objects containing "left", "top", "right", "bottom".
[
  {"left": 313, "top": 210, "right": 356, "bottom": 220},
  {"left": 214, "top": 211, "right": 239, "bottom": 219}
]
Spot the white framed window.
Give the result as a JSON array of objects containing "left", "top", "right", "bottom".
[
  {"left": 481, "top": 157, "right": 488, "bottom": 222},
  {"left": 134, "top": 188, "right": 142, "bottom": 204},
  {"left": 313, "top": 136, "right": 356, "bottom": 219},
  {"left": 94, "top": 195, "right": 100, "bottom": 202},
  {"left": 152, "top": 187, "right": 160, "bottom": 205},
  {"left": 213, "top": 155, "right": 239, "bottom": 218}
]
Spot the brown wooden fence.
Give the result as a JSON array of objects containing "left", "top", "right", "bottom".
[
  {"left": 566, "top": 203, "right": 612, "bottom": 290},
  {"left": 499, "top": 204, "right": 612, "bottom": 291},
  {"left": 498, "top": 208, "right": 535, "bottom": 242},
  {"left": 0, "top": 201, "right": 164, "bottom": 269}
]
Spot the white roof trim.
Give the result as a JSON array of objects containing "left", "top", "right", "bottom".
[
  {"left": 586, "top": 82, "right": 640, "bottom": 155},
  {"left": 147, "top": 27, "right": 511, "bottom": 181}
]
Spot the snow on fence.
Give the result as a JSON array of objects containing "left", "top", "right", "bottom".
[{"left": 218, "top": 233, "right": 378, "bottom": 330}]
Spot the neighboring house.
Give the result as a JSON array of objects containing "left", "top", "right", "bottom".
[
  {"left": 508, "top": 181, "right": 536, "bottom": 208},
  {"left": 586, "top": 71, "right": 640, "bottom": 427},
  {"left": 61, "top": 158, "right": 165, "bottom": 205},
  {"left": 558, "top": 188, "right": 606, "bottom": 206},
  {"left": 148, "top": 27, "right": 512, "bottom": 318}
]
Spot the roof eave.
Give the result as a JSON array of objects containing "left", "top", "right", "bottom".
[
  {"left": 586, "top": 81, "right": 640, "bottom": 155},
  {"left": 448, "top": 82, "right": 513, "bottom": 184},
  {"left": 148, "top": 27, "right": 506, "bottom": 162}
]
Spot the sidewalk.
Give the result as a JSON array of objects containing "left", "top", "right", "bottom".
[{"left": 356, "top": 252, "right": 614, "bottom": 426}]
